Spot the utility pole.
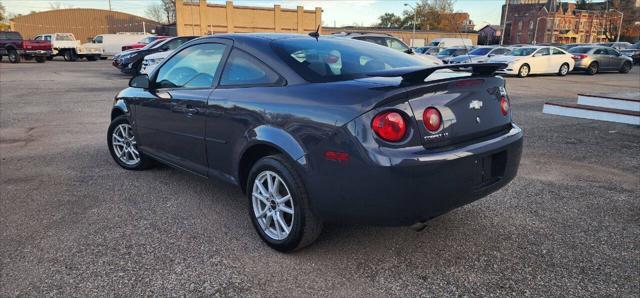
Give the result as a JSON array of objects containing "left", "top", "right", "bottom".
[
  {"left": 108, "top": 0, "right": 112, "bottom": 11},
  {"left": 500, "top": 0, "right": 509, "bottom": 45},
  {"left": 404, "top": 3, "right": 417, "bottom": 47}
]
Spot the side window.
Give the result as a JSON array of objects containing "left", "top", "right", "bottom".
[
  {"left": 0, "top": 32, "right": 5, "bottom": 40},
  {"left": 35, "top": 36, "right": 42, "bottom": 40},
  {"left": 606, "top": 48, "right": 619, "bottom": 56},
  {"left": 155, "top": 43, "right": 226, "bottom": 89},
  {"left": 552, "top": 48, "right": 565, "bottom": 55},
  {"left": 594, "top": 49, "right": 605, "bottom": 55},
  {"left": 386, "top": 38, "right": 409, "bottom": 51},
  {"left": 536, "top": 48, "right": 550, "bottom": 56},
  {"left": 220, "top": 49, "right": 282, "bottom": 87}
]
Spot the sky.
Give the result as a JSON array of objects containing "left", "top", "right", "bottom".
[{"left": 3, "top": 0, "right": 508, "bottom": 29}]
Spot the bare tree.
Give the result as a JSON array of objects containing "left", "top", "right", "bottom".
[
  {"left": 0, "top": 1, "right": 6, "bottom": 22},
  {"left": 49, "top": 2, "right": 73, "bottom": 10},
  {"left": 162, "top": 0, "right": 176, "bottom": 24},
  {"left": 146, "top": 3, "right": 165, "bottom": 23}
]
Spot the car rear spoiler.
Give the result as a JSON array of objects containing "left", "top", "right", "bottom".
[{"left": 367, "top": 63, "right": 508, "bottom": 84}]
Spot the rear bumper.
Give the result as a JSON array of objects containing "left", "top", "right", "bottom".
[
  {"left": 305, "top": 124, "right": 524, "bottom": 226},
  {"left": 18, "top": 49, "right": 52, "bottom": 57}
]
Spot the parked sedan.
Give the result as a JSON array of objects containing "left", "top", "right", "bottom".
[
  {"left": 598, "top": 42, "right": 632, "bottom": 50},
  {"left": 448, "top": 46, "right": 511, "bottom": 64},
  {"left": 108, "top": 34, "right": 523, "bottom": 252},
  {"left": 436, "top": 46, "right": 472, "bottom": 64},
  {"left": 569, "top": 46, "right": 633, "bottom": 74},
  {"left": 620, "top": 42, "right": 640, "bottom": 64},
  {"left": 489, "top": 46, "right": 574, "bottom": 77}
]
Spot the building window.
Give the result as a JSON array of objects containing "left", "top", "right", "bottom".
[
  {"left": 529, "top": 20, "right": 534, "bottom": 30},
  {"left": 518, "top": 20, "right": 523, "bottom": 31}
]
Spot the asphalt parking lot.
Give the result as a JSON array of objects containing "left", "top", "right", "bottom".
[{"left": 1, "top": 59, "right": 638, "bottom": 296}]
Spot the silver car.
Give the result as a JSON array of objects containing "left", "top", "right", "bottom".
[{"left": 569, "top": 46, "right": 633, "bottom": 75}]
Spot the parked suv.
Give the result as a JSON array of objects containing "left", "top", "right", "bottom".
[{"left": 0, "top": 31, "right": 52, "bottom": 63}]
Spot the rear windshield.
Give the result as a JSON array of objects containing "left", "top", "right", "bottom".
[
  {"left": 569, "top": 47, "right": 592, "bottom": 54},
  {"left": 272, "top": 37, "right": 428, "bottom": 83},
  {"left": 508, "top": 48, "right": 536, "bottom": 56}
]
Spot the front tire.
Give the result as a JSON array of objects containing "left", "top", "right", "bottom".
[
  {"left": 558, "top": 63, "right": 569, "bottom": 76},
  {"left": 35, "top": 56, "right": 46, "bottom": 63},
  {"left": 107, "top": 115, "right": 154, "bottom": 170},
  {"left": 247, "top": 155, "right": 322, "bottom": 252},
  {"left": 8, "top": 50, "right": 20, "bottom": 63},
  {"left": 517, "top": 64, "right": 530, "bottom": 78},
  {"left": 619, "top": 61, "right": 632, "bottom": 73}
]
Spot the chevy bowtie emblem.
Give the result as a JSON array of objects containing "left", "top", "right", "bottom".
[{"left": 469, "top": 100, "right": 483, "bottom": 110}]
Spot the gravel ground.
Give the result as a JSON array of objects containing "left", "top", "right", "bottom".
[{"left": 1, "top": 58, "right": 638, "bottom": 296}]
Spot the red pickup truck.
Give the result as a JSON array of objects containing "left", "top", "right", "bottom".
[{"left": 0, "top": 31, "right": 52, "bottom": 63}]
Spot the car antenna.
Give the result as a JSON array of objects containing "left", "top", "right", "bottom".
[{"left": 308, "top": 25, "right": 320, "bottom": 41}]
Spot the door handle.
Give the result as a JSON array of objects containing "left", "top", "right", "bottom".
[{"left": 184, "top": 105, "right": 199, "bottom": 115}]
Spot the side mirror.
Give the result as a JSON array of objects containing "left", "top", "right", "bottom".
[
  {"left": 161, "top": 45, "right": 170, "bottom": 52},
  {"left": 129, "top": 74, "right": 150, "bottom": 89},
  {"left": 404, "top": 48, "right": 414, "bottom": 54}
]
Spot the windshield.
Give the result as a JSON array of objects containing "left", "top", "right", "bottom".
[
  {"left": 55, "top": 34, "right": 74, "bottom": 41},
  {"left": 272, "top": 37, "right": 429, "bottom": 83},
  {"left": 438, "top": 48, "right": 459, "bottom": 55},
  {"left": 139, "top": 36, "right": 155, "bottom": 44},
  {"left": 508, "top": 48, "right": 536, "bottom": 56},
  {"left": 143, "top": 39, "right": 165, "bottom": 50},
  {"left": 468, "top": 47, "right": 492, "bottom": 55},
  {"left": 429, "top": 41, "right": 440, "bottom": 47},
  {"left": 569, "top": 47, "right": 591, "bottom": 54}
]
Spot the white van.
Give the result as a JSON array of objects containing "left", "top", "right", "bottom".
[
  {"left": 82, "top": 32, "right": 151, "bottom": 57},
  {"left": 429, "top": 38, "right": 474, "bottom": 48}
]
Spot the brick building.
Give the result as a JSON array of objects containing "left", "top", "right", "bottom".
[{"left": 501, "top": 0, "right": 618, "bottom": 45}]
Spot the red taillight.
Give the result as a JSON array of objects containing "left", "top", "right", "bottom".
[
  {"left": 422, "top": 107, "right": 442, "bottom": 132},
  {"left": 371, "top": 111, "right": 406, "bottom": 142},
  {"left": 572, "top": 54, "right": 588, "bottom": 60},
  {"left": 500, "top": 96, "right": 510, "bottom": 116}
]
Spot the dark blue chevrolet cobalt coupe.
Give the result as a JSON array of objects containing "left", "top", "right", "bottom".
[{"left": 108, "top": 33, "right": 523, "bottom": 252}]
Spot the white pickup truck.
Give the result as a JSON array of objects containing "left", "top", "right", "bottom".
[{"left": 34, "top": 33, "right": 102, "bottom": 61}]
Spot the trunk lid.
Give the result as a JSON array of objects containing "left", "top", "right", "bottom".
[{"left": 405, "top": 76, "right": 511, "bottom": 149}]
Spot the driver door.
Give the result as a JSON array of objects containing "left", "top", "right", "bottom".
[{"left": 135, "top": 41, "right": 230, "bottom": 175}]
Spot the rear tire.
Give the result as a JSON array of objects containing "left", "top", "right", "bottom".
[
  {"left": 107, "top": 115, "right": 154, "bottom": 170},
  {"left": 247, "top": 155, "right": 322, "bottom": 252},
  {"left": 558, "top": 63, "right": 569, "bottom": 76},
  {"left": 35, "top": 56, "right": 46, "bottom": 63},
  {"left": 517, "top": 64, "right": 530, "bottom": 78},
  {"left": 619, "top": 61, "right": 632, "bottom": 73},
  {"left": 63, "top": 50, "right": 78, "bottom": 62},
  {"left": 8, "top": 50, "right": 20, "bottom": 63},
  {"left": 86, "top": 56, "right": 98, "bottom": 61},
  {"left": 46, "top": 56, "right": 53, "bottom": 61},
  {"left": 586, "top": 62, "right": 598, "bottom": 75}
]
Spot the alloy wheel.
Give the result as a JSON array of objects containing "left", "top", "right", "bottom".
[
  {"left": 519, "top": 65, "right": 529, "bottom": 77},
  {"left": 560, "top": 64, "right": 569, "bottom": 75},
  {"left": 111, "top": 123, "right": 140, "bottom": 166},
  {"left": 252, "top": 170, "right": 294, "bottom": 240}
]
